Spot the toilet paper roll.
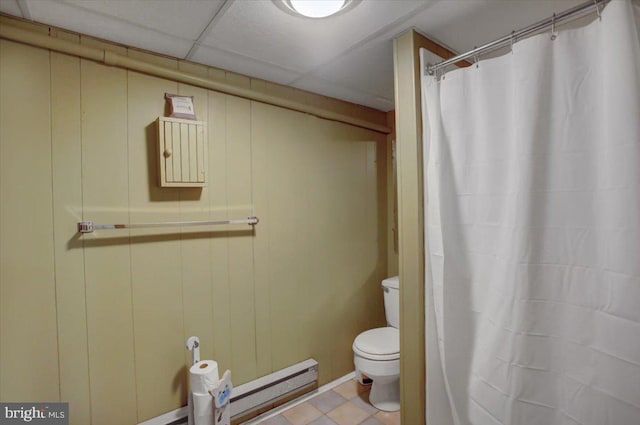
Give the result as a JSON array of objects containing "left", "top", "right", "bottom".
[
  {"left": 190, "top": 360, "right": 219, "bottom": 394},
  {"left": 191, "top": 391, "right": 213, "bottom": 425}
]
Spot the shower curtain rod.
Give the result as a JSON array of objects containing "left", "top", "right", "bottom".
[{"left": 427, "top": 0, "right": 610, "bottom": 75}]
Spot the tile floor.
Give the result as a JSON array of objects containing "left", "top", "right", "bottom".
[{"left": 257, "top": 379, "right": 401, "bottom": 425}]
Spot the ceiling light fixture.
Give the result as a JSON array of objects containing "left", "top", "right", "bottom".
[{"left": 276, "top": 0, "right": 360, "bottom": 19}]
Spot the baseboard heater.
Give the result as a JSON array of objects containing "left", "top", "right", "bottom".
[{"left": 230, "top": 359, "right": 318, "bottom": 421}]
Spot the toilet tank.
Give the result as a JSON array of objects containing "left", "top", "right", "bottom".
[{"left": 382, "top": 276, "right": 400, "bottom": 328}]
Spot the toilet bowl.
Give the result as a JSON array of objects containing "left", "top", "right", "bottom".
[
  {"left": 353, "top": 327, "right": 400, "bottom": 411},
  {"left": 352, "top": 276, "right": 401, "bottom": 412}
]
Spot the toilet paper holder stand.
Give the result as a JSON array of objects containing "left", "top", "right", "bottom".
[
  {"left": 186, "top": 336, "right": 200, "bottom": 365},
  {"left": 187, "top": 336, "right": 233, "bottom": 425}
]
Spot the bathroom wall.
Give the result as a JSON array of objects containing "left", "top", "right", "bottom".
[{"left": 0, "top": 20, "right": 389, "bottom": 425}]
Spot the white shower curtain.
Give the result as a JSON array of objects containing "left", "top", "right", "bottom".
[{"left": 422, "top": 1, "right": 640, "bottom": 425}]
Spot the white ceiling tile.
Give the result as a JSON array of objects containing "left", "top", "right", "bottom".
[
  {"left": 310, "top": 40, "right": 394, "bottom": 100},
  {"left": 59, "top": 0, "right": 225, "bottom": 40},
  {"left": 0, "top": 0, "right": 23, "bottom": 17},
  {"left": 365, "top": 97, "right": 394, "bottom": 112},
  {"left": 292, "top": 75, "right": 392, "bottom": 111},
  {"left": 200, "top": 0, "right": 427, "bottom": 72},
  {"left": 190, "top": 45, "right": 301, "bottom": 86},
  {"left": 410, "top": 0, "right": 587, "bottom": 54},
  {"left": 27, "top": 1, "right": 193, "bottom": 58}
]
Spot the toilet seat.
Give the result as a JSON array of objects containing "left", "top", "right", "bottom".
[{"left": 353, "top": 327, "right": 399, "bottom": 361}]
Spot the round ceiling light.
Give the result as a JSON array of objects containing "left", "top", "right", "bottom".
[{"left": 276, "top": 0, "right": 359, "bottom": 19}]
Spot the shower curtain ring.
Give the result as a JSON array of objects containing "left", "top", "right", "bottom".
[
  {"left": 473, "top": 47, "right": 479, "bottom": 68},
  {"left": 551, "top": 13, "right": 557, "bottom": 40},
  {"left": 594, "top": 0, "right": 602, "bottom": 21}
]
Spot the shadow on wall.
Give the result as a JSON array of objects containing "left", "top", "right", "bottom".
[
  {"left": 67, "top": 228, "right": 255, "bottom": 249},
  {"left": 173, "top": 365, "right": 188, "bottom": 407}
]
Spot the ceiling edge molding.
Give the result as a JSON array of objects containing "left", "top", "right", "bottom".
[{"left": 0, "top": 20, "right": 391, "bottom": 134}]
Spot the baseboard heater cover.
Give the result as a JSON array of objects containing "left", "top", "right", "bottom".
[{"left": 230, "top": 359, "right": 319, "bottom": 420}]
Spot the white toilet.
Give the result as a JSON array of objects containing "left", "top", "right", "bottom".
[{"left": 352, "top": 275, "right": 400, "bottom": 412}]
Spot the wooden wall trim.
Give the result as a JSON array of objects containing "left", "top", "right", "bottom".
[
  {"left": 0, "top": 19, "right": 391, "bottom": 135},
  {"left": 393, "top": 29, "right": 466, "bottom": 425},
  {"left": 413, "top": 29, "right": 473, "bottom": 69},
  {"left": 394, "top": 30, "right": 426, "bottom": 425}
]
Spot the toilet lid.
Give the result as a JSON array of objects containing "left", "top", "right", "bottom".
[{"left": 353, "top": 327, "right": 399, "bottom": 360}]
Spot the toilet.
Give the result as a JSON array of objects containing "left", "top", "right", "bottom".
[{"left": 353, "top": 276, "right": 400, "bottom": 412}]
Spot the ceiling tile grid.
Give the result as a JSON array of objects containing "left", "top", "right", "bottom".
[
  {"left": 307, "top": 40, "right": 395, "bottom": 101},
  {"left": 11, "top": 0, "right": 201, "bottom": 58},
  {"left": 190, "top": 43, "right": 302, "bottom": 86},
  {"left": 200, "top": 0, "right": 427, "bottom": 73},
  {"left": 0, "top": 0, "right": 604, "bottom": 111},
  {"left": 291, "top": 73, "right": 394, "bottom": 112},
  {"left": 61, "top": 0, "right": 226, "bottom": 40},
  {"left": 401, "top": 0, "right": 586, "bottom": 55},
  {"left": 0, "top": 0, "right": 22, "bottom": 17}
]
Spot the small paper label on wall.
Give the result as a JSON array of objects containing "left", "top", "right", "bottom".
[
  {"left": 165, "top": 93, "right": 197, "bottom": 120},
  {"left": 171, "top": 97, "right": 195, "bottom": 115}
]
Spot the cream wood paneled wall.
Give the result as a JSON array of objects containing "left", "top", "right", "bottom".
[{"left": 0, "top": 35, "right": 389, "bottom": 424}]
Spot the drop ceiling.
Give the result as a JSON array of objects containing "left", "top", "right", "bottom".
[{"left": 0, "top": 0, "right": 588, "bottom": 111}]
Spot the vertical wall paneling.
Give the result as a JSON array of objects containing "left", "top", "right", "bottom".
[
  {"left": 127, "top": 70, "right": 184, "bottom": 421},
  {"left": 207, "top": 88, "right": 232, "bottom": 375},
  {"left": 51, "top": 49, "right": 91, "bottom": 424},
  {"left": 250, "top": 105, "right": 388, "bottom": 386},
  {"left": 259, "top": 104, "right": 306, "bottom": 374},
  {"left": 290, "top": 114, "right": 317, "bottom": 379},
  {"left": 367, "top": 134, "right": 389, "bottom": 332},
  {"left": 298, "top": 115, "right": 338, "bottom": 384},
  {"left": 0, "top": 40, "right": 59, "bottom": 402},
  {"left": 386, "top": 111, "right": 399, "bottom": 276},
  {"left": 248, "top": 81, "right": 272, "bottom": 378},
  {"left": 80, "top": 58, "right": 138, "bottom": 425},
  {"left": 306, "top": 117, "right": 345, "bottom": 383},
  {"left": 225, "top": 73, "right": 257, "bottom": 385},
  {"left": 329, "top": 123, "right": 381, "bottom": 378},
  {"left": 0, "top": 27, "right": 390, "bottom": 423},
  {"left": 176, "top": 66, "right": 216, "bottom": 388}
]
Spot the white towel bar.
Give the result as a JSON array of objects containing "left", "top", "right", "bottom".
[{"left": 77, "top": 217, "right": 259, "bottom": 233}]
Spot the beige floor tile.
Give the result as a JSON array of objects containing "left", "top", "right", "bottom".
[
  {"left": 332, "top": 380, "right": 369, "bottom": 400},
  {"left": 349, "top": 392, "right": 378, "bottom": 416},
  {"left": 326, "top": 401, "right": 371, "bottom": 425},
  {"left": 261, "top": 415, "right": 292, "bottom": 425},
  {"left": 282, "top": 402, "right": 323, "bottom": 425},
  {"left": 374, "top": 410, "right": 400, "bottom": 425}
]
